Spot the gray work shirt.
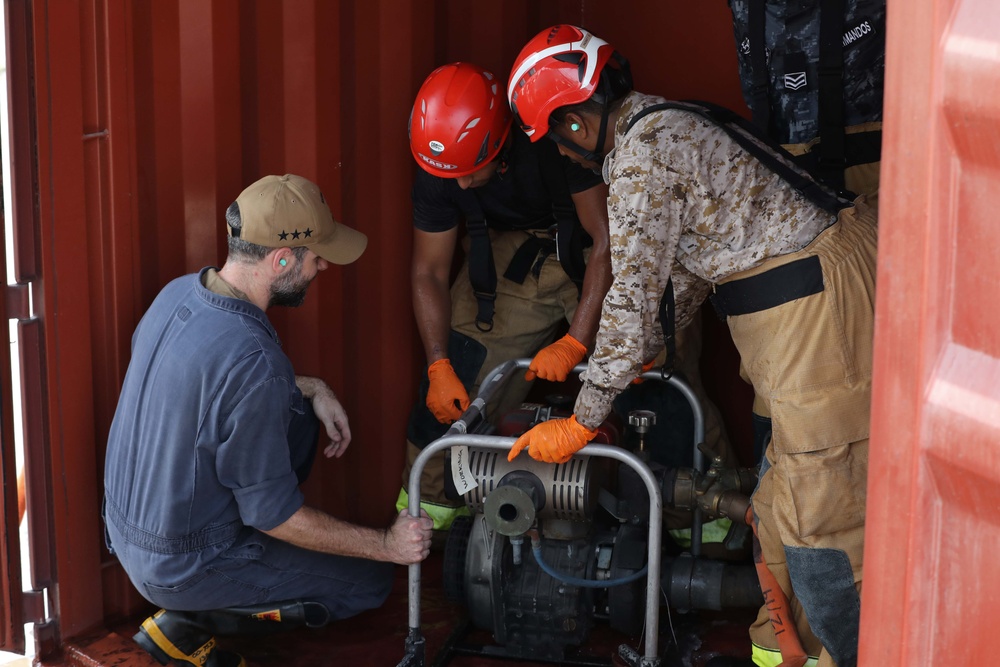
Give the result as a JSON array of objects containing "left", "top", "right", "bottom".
[{"left": 103, "top": 268, "right": 304, "bottom": 588}]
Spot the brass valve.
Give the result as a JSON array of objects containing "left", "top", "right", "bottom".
[{"left": 627, "top": 409, "right": 657, "bottom": 452}]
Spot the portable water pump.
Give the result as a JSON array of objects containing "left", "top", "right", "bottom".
[{"left": 398, "top": 360, "right": 761, "bottom": 667}]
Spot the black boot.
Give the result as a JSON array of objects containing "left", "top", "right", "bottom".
[
  {"left": 192, "top": 600, "right": 331, "bottom": 636},
  {"left": 134, "top": 601, "right": 329, "bottom": 665},
  {"left": 133, "top": 609, "right": 245, "bottom": 667}
]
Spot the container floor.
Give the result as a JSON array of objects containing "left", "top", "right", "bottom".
[{"left": 56, "top": 551, "right": 755, "bottom": 666}]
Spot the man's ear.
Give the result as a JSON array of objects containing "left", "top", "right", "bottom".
[
  {"left": 564, "top": 112, "right": 589, "bottom": 139},
  {"left": 272, "top": 248, "right": 293, "bottom": 271}
]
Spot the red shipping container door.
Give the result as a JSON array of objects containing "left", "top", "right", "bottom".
[{"left": 862, "top": 0, "right": 1000, "bottom": 664}]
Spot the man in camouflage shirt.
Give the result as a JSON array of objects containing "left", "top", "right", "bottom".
[{"left": 507, "top": 25, "right": 877, "bottom": 667}]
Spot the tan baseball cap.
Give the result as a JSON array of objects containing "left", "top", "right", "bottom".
[{"left": 231, "top": 174, "right": 367, "bottom": 265}]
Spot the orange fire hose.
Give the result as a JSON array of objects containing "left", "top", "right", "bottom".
[{"left": 746, "top": 506, "right": 808, "bottom": 667}]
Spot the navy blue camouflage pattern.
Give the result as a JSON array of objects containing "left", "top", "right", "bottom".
[{"left": 728, "top": 0, "right": 886, "bottom": 144}]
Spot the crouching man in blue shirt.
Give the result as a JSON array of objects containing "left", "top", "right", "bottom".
[{"left": 103, "top": 174, "right": 434, "bottom": 667}]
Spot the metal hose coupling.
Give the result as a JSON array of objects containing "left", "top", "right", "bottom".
[{"left": 663, "top": 465, "right": 757, "bottom": 522}]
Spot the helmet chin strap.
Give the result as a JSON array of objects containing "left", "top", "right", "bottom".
[
  {"left": 546, "top": 104, "right": 612, "bottom": 167},
  {"left": 546, "top": 131, "right": 599, "bottom": 163},
  {"left": 495, "top": 133, "right": 513, "bottom": 178}
]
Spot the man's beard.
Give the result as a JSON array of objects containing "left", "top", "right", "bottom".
[{"left": 269, "top": 266, "right": 311, "bottom": 308}]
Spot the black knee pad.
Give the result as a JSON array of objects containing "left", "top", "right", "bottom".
[{"left": 785, "top": 546, "right": 860, "bottom": 667}]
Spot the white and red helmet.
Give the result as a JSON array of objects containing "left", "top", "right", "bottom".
[
  {"left": 507, "top": 25, "right": 631, "bottom": 142},
  {"left": 409, "top": 63, "right": 513, "bottom": 178}
]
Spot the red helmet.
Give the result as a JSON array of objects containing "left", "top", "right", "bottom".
[
  {"left": 409, "top": 63, "right": 513, "bottom": 178},
  {"left": 507, "top": 25, "right": 631, "bottom": 142}
]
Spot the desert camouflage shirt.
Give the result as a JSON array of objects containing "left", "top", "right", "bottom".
[{"left": 574, "top": 91, "right": 836, "bottom": 430}]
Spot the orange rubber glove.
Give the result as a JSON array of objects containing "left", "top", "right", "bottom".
[
  {"left": 525, "top": 334, "right": 587, "bottom": 382},
  {"left": 426, "top": 359, "right": 470, "bottom": 424},
  {"left": 631, "top": 359, "right": 659, "bottom": 385},
  {"left": 507, "top": 415, "right": 598, "bottom": 464}
]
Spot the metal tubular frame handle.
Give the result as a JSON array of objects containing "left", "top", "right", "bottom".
[
  {"left": 406, "top": 436, "right": 663, "bottom": 664},
  {"left": 403, "top": 358, "right": 705, "bottom": 667}
]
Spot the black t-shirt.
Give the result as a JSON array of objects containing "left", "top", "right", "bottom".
[{"left": 411, "top": 131, "right": 603, "bottom": 233}]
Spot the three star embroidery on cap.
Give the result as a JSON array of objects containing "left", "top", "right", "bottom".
[{"left": 277, "top": 228, "right": 314, "bottom": 241}]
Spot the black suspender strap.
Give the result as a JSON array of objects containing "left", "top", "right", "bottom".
[
  {"left": 460, "top": 190, "right": 497, "bottom": 332},
  {"left": 625, "top": 101, "right": 849, "bottom": 214},
  {"left": 747, "top": 0, "right": 771, "bottom": 134},
  {"left": 503, "top": 235, "right": 554, "bottom": 284},
  {"left": 658, "top": 277, "right": 676, "bottom": 378},
  {"left": 817, "top": 0, "right": 847, "bottom": 189},
  {"left": 553, "top": 201, "right": 587, "bottom": 292},
  {"left": 537, "top": 144, "right": 589, "bottom": 290}
]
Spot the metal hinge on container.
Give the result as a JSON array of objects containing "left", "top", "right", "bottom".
[
  {"left": 6, "top": 283, "right": 30, "bottom": 320},
  {"left": 22, "top": 589, "right": 47, "bottom": 625}
]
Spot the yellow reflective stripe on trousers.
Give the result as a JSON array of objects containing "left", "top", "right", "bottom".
[
  {"left": 667, "top": 517, "right": 733, "bottom": 547},
  {"left": 395, "top": 488, "right": 470, "bottom": 531},
  {"left": 751, "top": 643, "right": 819, "bottom": 667}
]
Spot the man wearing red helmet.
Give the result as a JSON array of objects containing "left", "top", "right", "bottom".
[
  {"left": 398, "top": 62, "right": 613, "bottom": 531},
  {"left": 506, "top": 25, "right": 876, "bottom": 667}
]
